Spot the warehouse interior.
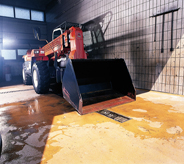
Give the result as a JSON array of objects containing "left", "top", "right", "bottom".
[{"left": 0, "top": 0, "right": 184, "bottom": 163}]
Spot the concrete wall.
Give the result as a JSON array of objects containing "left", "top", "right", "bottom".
[{"left": 46, "top": 0, "right": 184, "bottom": 95}]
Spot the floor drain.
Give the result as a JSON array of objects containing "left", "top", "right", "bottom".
[{"left": 97, "top": 109, "right": 131, "bottom": 123}]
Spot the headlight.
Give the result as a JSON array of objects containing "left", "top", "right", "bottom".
[
  {"left": 34, "top": 50, "right": 39, "bottom": 54},
  {"left": 40, "top": 51, "right": 44, "bottom": 54}
]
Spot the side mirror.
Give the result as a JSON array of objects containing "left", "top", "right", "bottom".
[{"left": 33, "top": 27, "right": 41, "bottom": 40}]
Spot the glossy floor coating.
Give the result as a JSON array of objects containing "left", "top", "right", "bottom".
[{"left": 0, "top": 85, "right": 184, "bottom": 163}]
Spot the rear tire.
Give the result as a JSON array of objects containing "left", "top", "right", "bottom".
[
  {"left": 32, "top": 62, "right": 50, "bottom": 94},
  {"left": 22, "top": 68, "right": 32, "bottom": 85}
]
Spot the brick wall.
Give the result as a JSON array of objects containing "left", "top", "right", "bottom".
[{"left": 46, "top": 0, "right": 184, "bottom": 95}]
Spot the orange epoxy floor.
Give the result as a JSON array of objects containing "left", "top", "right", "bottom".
[{"left": 0, "top": 85, "right": 184, "bottom": 163}]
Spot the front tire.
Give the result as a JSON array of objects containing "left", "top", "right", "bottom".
[{"left": 32, "top": 62, "right": 50, "bottom": 94}]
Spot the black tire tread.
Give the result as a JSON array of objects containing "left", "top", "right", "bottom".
[
  {"left": 32, "top": 62, "right": 50, "bottom": 94},
  {"left": 0, "top": 134, "right": 2, "bottom": 156}
]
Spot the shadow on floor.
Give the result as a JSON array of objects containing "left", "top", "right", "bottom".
[
  {"left": 136, "top": 88, "right": 150, "bottom": 95},
  {"left": 0, "top": 81, "right": 149, "bottom": 163}
]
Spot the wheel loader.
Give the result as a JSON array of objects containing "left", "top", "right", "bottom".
[{"left": 22, "top": 21, "right": 136, "bottom": 115}]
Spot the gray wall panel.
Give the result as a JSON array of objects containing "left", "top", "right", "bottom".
[{"left": 0, "top": 16, "right": 47, "bottom": 77}]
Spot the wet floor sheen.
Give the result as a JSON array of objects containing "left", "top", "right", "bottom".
[
  {"left": 0, "top": 94, "right": 74, "bottom": 163},
  {"left": 0, "top": 89, "right": 184, "bottom": 163}
]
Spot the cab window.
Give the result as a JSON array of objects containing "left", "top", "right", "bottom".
[{"left": 52, "top": 29, "right": 62, "bottom": 40}]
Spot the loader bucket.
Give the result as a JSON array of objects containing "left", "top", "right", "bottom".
[{"left": 62, "top": 58, "right": 136, "bottom": 115}]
